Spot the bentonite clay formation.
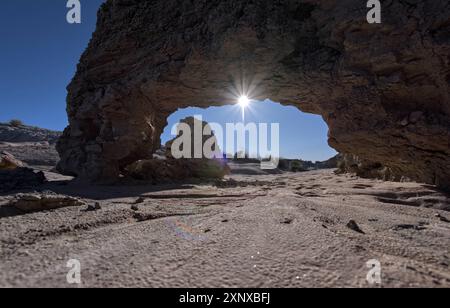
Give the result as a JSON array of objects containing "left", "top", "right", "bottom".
[{"left": 57, "top": 0, "right": 449, "bottom": 190}]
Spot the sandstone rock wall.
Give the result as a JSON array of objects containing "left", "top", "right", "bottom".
[{"left": 57, "top": 0, "right": 449, "bottom": 190}]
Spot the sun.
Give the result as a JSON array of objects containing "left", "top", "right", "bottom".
[{"left": 238, "top": 95, "right": 250, "bottom": 108}]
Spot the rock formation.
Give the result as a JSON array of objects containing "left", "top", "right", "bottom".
[
  {"left": 165, "top": 117, "right": 221, "bottom": 159},
  {"left": 125, "top": 117, "right": 229, "bottom": 182},
  {"left": 57, "top": 0, "right": 449, "bottom": 191}
]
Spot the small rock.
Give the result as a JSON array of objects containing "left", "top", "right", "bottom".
[
  {"left": 435, "top": 214, "right": 450, "bottom": 223},
  {"left": 346, "top": 220, "right": 365, "bottom": 234},
  {"left": 131, "top": 205, "right": 140, "bottom": 211},
  {"left": 84, "top": 202, "right": 101, "bottom": 212},
  {"left": 282, "top": 218, "right": 293, "bottom": 224},
  {"left": 135, "top": 197, "right": 145, "bottom": 204}
]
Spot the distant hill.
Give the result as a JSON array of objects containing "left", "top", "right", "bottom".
[
  {"left": 278, "top": 155, "right": 340, "bottom": 172},
  {"left": 0, "top": 123, "right": 61, "bottom": 144}
]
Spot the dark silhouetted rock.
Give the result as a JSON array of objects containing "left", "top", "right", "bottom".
[
  {"left": 124, "top": 158, "right": 230, "bottom": 183},
  {"left": 84, "top": 202, "right": 102, "bottom": 212},
  {"left": 346, "top": 220, "right": 365, "bottom": 234},
  {"left": 0, "top": 168, "right": 46, "bottom": 192}
]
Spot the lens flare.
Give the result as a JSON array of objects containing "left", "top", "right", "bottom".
[{"left": 238, "top": 95, "right": 250, "bottom": 108}]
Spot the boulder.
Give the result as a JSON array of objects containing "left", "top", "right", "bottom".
[
  {"left": 0, "top": 151, "right": 24, "bottom": 170},
  {"left": 165, "top": 117, "right": 222, "bottom": 159}
]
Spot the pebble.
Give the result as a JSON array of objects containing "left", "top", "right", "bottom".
[{"left": 346, "top": 220, "right": 365, "bottom": 234}]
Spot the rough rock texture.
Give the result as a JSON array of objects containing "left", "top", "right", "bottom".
[
  {"left": 9, "top": 192, "right": 85, "bottom": 213},
  {"left": 57, "top": 0, "right": 450, "bottom": 190},
  {"left": 0, "top": 151, "right": 24, "bottom": 170},
  {"left": 0, "top": 168, "right": 46, "bottom": 192}
]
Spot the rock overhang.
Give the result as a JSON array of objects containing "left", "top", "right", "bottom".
[{"left": 56, "top": 0, "right": 450, "bottom": 191}]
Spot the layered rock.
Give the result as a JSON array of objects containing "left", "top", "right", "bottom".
[
  {"left": 10, "top": 192, "right": 85, "bottom": 213},
  {"left": 57, "top": 0, "right": 450, "bottom": 190},
  {"left": 0, "top": 123, "right": 61, "bottom": 144}
]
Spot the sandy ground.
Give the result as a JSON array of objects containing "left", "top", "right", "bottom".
[{"left": 0, "top": 168, "right": 449, "bottom": 288}]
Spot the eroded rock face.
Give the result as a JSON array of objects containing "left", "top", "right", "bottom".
[{"left": 57, "top": 0, "right": 450, "bottom": 190}]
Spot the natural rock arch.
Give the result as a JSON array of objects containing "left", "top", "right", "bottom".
[{"left": 57, "top": 0, "right": 450, "bottom": 190}]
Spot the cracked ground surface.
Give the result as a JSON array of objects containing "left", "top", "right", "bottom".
[{"left": 0, "top": 169, "right": 449, "bottom": 288}]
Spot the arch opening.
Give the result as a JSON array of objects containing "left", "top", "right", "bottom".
[{"left": 161, "top": 100, "right": 337, "bottom": 165}]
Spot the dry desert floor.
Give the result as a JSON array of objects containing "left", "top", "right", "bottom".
[{"left": 1, "top": 168, "right": 449, "bottom": 288}]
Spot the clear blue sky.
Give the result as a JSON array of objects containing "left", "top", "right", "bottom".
[{"left": 0, "top": 0, "right": 336, "bottom": 161}]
